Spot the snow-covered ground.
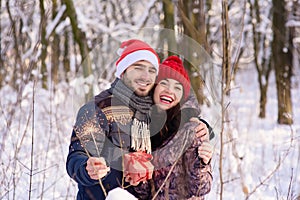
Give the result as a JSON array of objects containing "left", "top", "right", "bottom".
[
  {"left": 0, "top": 65, "right": 299, "bottom": 199},
  {"left": 206, "top": 66, "right": 300, "bottom": 200}
]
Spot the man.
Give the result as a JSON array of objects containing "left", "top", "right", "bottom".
[{"left": 66, "top": 39, "right": 160, "bottom": 200}]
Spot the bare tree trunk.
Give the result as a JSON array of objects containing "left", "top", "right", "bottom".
[
  {"left": 39, "top": 0, "right": 48, "bottom": 89},
  {"left": 178, "top": 0, "right": 208, "bottom": 105},
  {"left": 162, "top": 0, "right": 177, "bottom": 56},
  {"left": 6, "top": 0, "right": 22, "bottom": 89},
  {"left": 221, "top": 0, "right": 231, "bottom": 96},
  {"left": 63, "top": 31, "right": 71, "bottom": 83},
  {"left": 231, "top": 1, "right": 247, "bottom": 82},
  {"left": 62, "top": 0, "right": 93, "bottom": 100},
  {"left": 272, "top": 0, "right": 293, "bottom": 125},
  {"left": 51, "top": 0, "right": 60, "bottom": 86},
  {"left": 248, "top": 0, "right": 272, "bottom": 118},
  {"left": 219, "top": 1, "right": 232, "bottom": 199}
]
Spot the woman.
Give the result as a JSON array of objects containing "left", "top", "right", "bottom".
[{"left": 133, "top": 55, "right": 214, "bottom": 200}]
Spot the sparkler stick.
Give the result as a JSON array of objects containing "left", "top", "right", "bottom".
[{"left": 74, "top": 104, "right": 108, "bottom": 197}]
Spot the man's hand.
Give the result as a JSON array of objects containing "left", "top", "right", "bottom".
[
  {"left": 190, "top": 117, "right": 209, "bottom": 142},
  {"left": 86, "top": 157, "right": 110, "bottom": 180},
  {"left": 198, "top": 141, "right": 213, "bottom": 164}
]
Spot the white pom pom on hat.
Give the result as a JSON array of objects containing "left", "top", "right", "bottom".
[
  {"left": 116, "top": 47, "right": 125, "bottom": 56},
  {"left": 115, "top": 39, "right": 160, "bottom": 78}
]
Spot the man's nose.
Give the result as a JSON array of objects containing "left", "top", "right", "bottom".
[{"left": 140, "top": 70, "right": 151, "bottom": 79}]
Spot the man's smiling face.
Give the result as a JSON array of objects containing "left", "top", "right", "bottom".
[{"left": 121, "top": 60, "right": 157, "bottom": 97}]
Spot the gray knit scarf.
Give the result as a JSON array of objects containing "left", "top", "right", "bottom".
[{"left": 109, "top": 78, "right": 152, "bottom": 153}]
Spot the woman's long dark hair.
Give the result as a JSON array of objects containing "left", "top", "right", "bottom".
[{"left": 150, "top": 102, "right": 181, "bottom": 151}]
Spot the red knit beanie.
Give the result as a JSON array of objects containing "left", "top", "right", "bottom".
[
  {"left": 115, "top": 39, "right": 160, "bottom": 78},
  {"left": 156, "top": 55, "right": 191, "bottom": 100}
]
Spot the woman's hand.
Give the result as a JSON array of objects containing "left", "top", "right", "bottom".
[
  {"left": 190, "top": 117, "right": 209, "bottom": 142},
  {"left": 198, "top": 141, "right": 213, "bottom": 164},
  {"left": 86, "top": 157, "right": 110, "bottom": 180}
]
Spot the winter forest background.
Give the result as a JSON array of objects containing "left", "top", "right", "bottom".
[{"left": 0, "top": 0, "right": 300, "bottom": 200}]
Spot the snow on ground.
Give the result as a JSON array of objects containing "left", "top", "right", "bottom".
[{"left": 206, "top": 66, "right": 300, "bottom": 200}]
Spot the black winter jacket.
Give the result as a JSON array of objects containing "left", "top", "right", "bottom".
[{"left": 66, "top": 89, "right": 137, "bottom": 200}]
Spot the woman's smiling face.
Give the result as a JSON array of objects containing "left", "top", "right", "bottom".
[{"left": 153, "top": 78, "right": 184, "bottom": 111}]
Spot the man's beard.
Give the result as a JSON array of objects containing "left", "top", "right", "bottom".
[{"left": 121, "top": 76, "right": 152, "bottom": 97}]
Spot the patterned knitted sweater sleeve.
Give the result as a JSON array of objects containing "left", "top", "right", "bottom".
[
  {"left": 66, "top": 101, "right": 109, "bottom": 186},
  {"left": 66, "top": 130, "right": 99, "bottom": 186}
]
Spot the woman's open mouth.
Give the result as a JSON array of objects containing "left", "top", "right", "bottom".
[{"left": 160, "top": 95, "right": 174, "bottom": 104}]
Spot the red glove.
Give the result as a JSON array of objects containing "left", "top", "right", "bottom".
[{"left": 123, "top": 151, "right": 154, "bottom": 186}]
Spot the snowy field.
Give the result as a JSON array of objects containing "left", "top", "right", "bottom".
[
  {"left": 206, "top": 66, "right": 300, "bottom": 200},
  {"left": 0, "top": 65, "right": 299, "bottom": 200}
]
